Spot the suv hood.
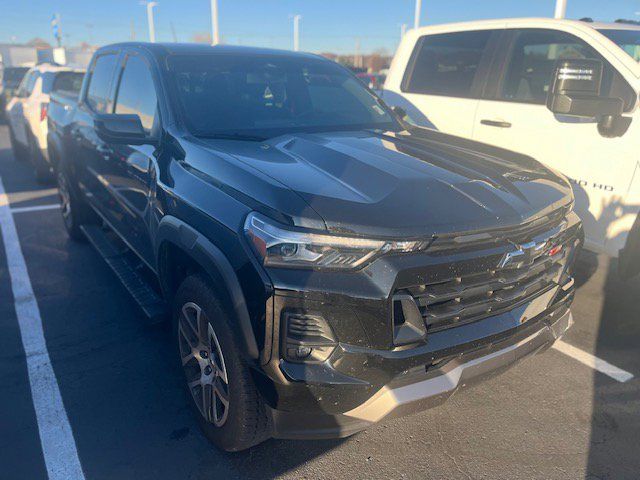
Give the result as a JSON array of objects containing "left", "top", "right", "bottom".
[{"left": 199, "top": 129, "right": 572, "bottom": 238}]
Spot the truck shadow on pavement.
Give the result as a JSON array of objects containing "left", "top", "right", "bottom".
[
  {"left": 570, "top": 183, "right": 640, "bottom": 479},
  {"left": 578, "top": 255, "right": 640, "bottom": 479}
]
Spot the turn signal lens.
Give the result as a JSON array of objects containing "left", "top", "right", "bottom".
[
  {"left": 548, "top": 245, "right": 563, "bottom": 256},
  {"left": 40, "top": 102, "right": 48, "bottom": 122}
]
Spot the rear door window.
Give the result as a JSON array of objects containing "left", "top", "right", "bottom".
[
  {"left": 86, "top": 53, "right": 119, "bottom": 113},
  {"left": 402, "top": 30, "right": 495, "bottom": 98}
]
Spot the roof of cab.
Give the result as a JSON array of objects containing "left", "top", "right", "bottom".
[
  {"left": 409, "top": 17, "right": 640, "bottom": 35},
  {"left": 95, "top": 42, "right": 324, "bottom": 60}
]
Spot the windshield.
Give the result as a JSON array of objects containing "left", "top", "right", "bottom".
[
  {"left": 3, "top": 67, "right": 30, "bottom": 88},
  {"left": 598, "top": 29, "right": 640, "bottom": 61},
  {"left": 168, "top": 53, "right": 399, "bottom": 139}
]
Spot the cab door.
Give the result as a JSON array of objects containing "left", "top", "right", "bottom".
[
  {"left": 72, "top": 51, "right": 121, "bottom": 221},
  {"left": 106, "top": 51, "right": 160, "bottom": 266},
  {"left": 386, "top": 29, "right": 501, "bottom": 138},
  {"left": 473, "top": 28, "right": 640, "bottom": 255}
]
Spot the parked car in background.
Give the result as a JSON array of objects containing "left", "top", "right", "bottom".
[
  {"left": 356, "top": 72, "right": 387, "bottom": 90},
  {"left": 5, "top": 64, "right": 84, "bottom": 182},
  {"left": 382, "top": 18, "right": 640, "bottom": 278},
  {"left": 0, "top": 65, "right": 30, "bottom": 121},
  {"left": 49, "top": 42, "right": 581, "bottom": 451}
]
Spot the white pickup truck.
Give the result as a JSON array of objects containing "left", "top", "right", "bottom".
[{"left": 382, "top": 18, "right": 640, "bottom": 278}]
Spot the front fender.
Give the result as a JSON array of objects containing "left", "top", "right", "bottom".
[{"left": 156, "top": 215, "right": 260, "bottom": 359}]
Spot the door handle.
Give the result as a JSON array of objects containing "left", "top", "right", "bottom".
[{"left": 480, "top": 119, "right": 512, "bottom": 128}]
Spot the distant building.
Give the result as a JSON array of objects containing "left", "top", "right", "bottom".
[
  {"left": 0, "top": 43, "right": 95, "bottom": 69},
  {"left": 319, "top": 52, "right": 392, "bottom": 73},
  {"left": 0, "top": 44, "right": 38, "bottom": 67}
]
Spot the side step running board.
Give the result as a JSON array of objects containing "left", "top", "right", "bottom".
[{"left": 81, "top": 225, "right": 166, "bottom": 324}]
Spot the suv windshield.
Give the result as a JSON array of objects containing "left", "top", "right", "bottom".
[
  {"left": 168, "top": 53, "right": 399, "bottom": 138},
  {"left": 598, "top": 29, "right": 640, "bottom": 61}
]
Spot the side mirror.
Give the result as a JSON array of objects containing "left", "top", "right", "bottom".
[
  {"left": 546, "top": 59, "right": 623, "bottom": 117},
  {"left": 546, "top": 59, "right": 630, "bottom": 137},
  {"left": 94, "top": 113, "right": 156, "bottom": 146}
]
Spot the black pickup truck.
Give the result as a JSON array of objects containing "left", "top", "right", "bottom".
[{"left": 47, "top": 42, "right": 582, "bottom": 451}]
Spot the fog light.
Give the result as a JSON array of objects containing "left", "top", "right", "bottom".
[
  {"left": 282, "top": 313, "right": 336, "bottom": 363},
  {"left": 292, "top": 346, "right": 312, "bottom": 359}
]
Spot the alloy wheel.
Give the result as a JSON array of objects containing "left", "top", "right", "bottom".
[{"left": 178, "top": 302, "right": 230, "bottom": 427}]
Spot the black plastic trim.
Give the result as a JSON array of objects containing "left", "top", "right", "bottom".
[{"left": 156, "top": 215, "right": 260, "bottom": 359}]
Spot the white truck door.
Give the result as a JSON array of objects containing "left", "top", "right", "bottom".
[
  {"left": 383, "top": 30, "right": 500, "bottom": 138},
  {"left": 473, "top": 28, "right": 639, "bottom": 256}
]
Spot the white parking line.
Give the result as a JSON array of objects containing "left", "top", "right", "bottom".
[
  {"left": 553, "top": 340, "right": 634, "bottom": 383},
  {"left": 11, "top": 203, "right": 61, "bottom": 214},
  {"left": 0, "top": 176, "right": 85, "bottom": 480}
]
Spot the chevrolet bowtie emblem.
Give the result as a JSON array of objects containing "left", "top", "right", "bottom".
[{"left": 498, "top": 241, "right": 547, "bottom": 269}]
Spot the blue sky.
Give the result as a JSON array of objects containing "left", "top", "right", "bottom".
[{"left": 0, "top": 0, "right": 639, "bottom": 53}]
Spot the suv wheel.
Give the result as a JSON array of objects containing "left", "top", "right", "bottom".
[
  {"left": 57, "top": 170, "right": 93, "bottom": 241},
  {"left": 174, "top": 275, "right": 269, "bottom": 451}
]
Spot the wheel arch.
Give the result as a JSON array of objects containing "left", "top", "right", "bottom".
[{"left": 156, "top": 216, "right": 260, "bottom": 360}]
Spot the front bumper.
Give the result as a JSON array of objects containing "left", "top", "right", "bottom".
[{"left": 268, "top": 307, "right": 572, "bottom": 440}]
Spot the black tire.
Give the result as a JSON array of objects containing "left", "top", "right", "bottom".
[
  {"left": 27, "top": 133, "right": 54, "bottom": 185},
  {"left": 56, "top": 169, "right": 94, "bottom": 242},
  {"left": 173, "top": 274, "right": 269, "bottom": 451},
  {"left": 8, "top": 124, "right": 28, "bottom": 162}
]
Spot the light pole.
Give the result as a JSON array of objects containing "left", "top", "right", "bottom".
[
  {"left": 414, "top": 0, "right": 422, "bottom": 29},
  {"left": 554, "top": 0, "right": 567, "bottom": 19},
  {"left": 141, "top": 1, "right": 158, "bottom": 43},
  {"left": 210, "top": 0, "right": 219, "bottom": 45},
  {"left": 291, "top": 14, "right": 301, "bottom": 51}
]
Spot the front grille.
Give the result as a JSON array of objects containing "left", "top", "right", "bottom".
[
  {"left": 395, "top": 216, "right": 576, "bottom": 333},
  {"left": 427, "top": 206, "right": 570, "bottom": 254}
]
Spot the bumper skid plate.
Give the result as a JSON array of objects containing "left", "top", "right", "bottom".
[{"left": 272, "top": 309, "right": 573, "bottom": 439}]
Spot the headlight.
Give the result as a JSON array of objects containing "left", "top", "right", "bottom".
[{"left": 244, "top": 212, "right": 428, "bottom": 270}]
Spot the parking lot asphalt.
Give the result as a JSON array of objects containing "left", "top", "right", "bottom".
[{"left": 0, "top": 125, "right": 638, "bottom": 480}]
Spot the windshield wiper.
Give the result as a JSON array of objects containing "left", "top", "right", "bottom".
[{"left": 194, "top": 132, "right": 268, "bottom": 142}]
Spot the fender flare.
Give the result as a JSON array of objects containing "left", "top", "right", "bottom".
[{"left": 156, "top": 216, "right": 260, "bottom": 359}]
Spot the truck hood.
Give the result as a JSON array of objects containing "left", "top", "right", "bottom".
[{"left": 198, "top": 129, "right": 573, "bottom": 238}]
